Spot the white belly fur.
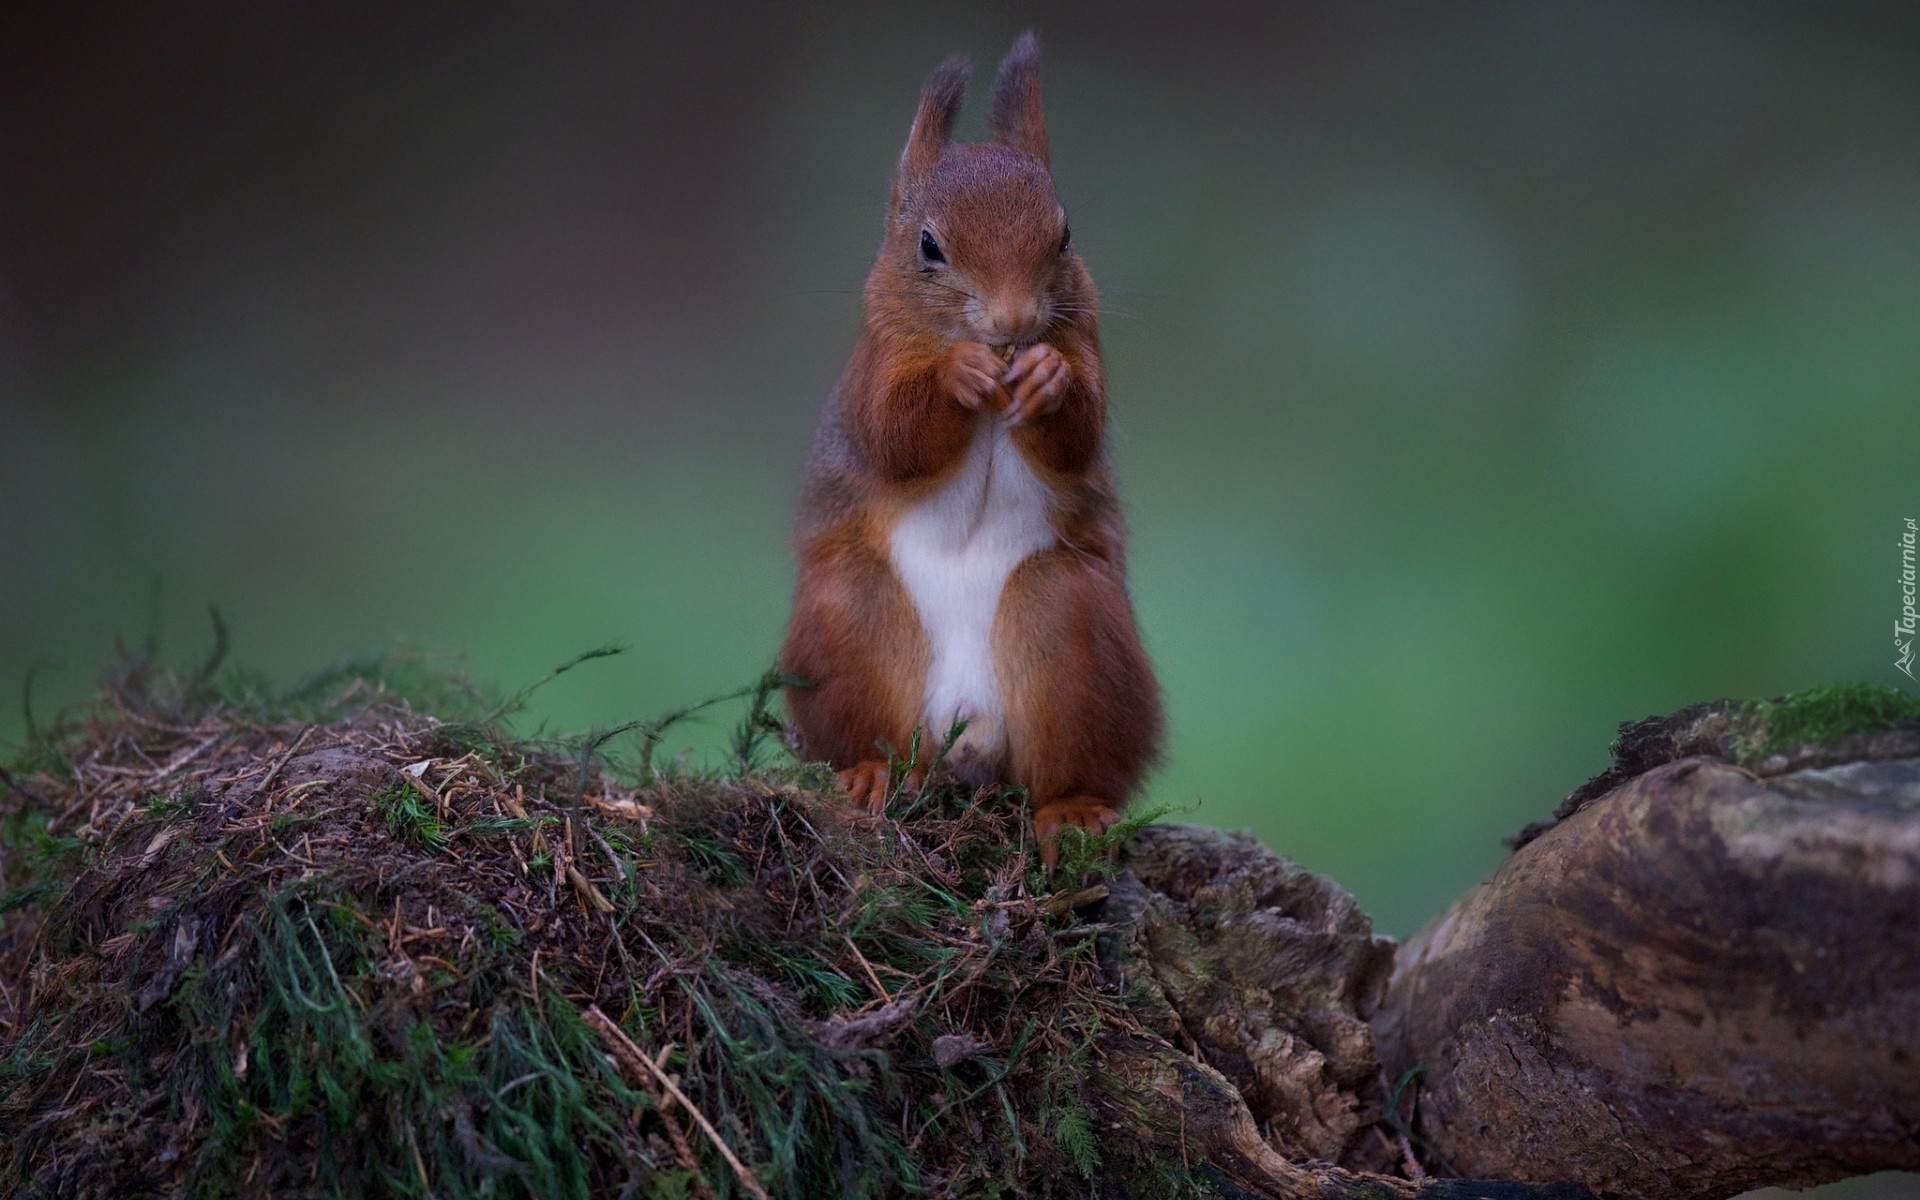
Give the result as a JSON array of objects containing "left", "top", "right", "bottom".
[{"left": 888, "top": 413, "right": 1056, "bottom": 783}]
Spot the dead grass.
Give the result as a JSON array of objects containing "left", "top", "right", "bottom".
[{"left": 0, "top": 649, "right": 1182, "bottom": 1199}]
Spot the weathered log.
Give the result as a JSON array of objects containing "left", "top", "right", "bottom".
[
  {"left": 1376, "top": 745, "right": 1920, "bottom": 1200},
  {"left": 1100, "top": 824, "right": 1587, "bottom": 1197},
  {"left": 1106, "top": 825, "right": 1398, "bottom": 1170}
]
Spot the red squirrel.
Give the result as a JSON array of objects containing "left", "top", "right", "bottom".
[{"left": 780, "top": 33, "right": 1162, "bottom": 865}]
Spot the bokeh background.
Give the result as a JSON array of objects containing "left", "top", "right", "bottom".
[
  {"left": 6, "top": 0, "right": 1918, "bottom": 954},
  {"left": 7, "top": 6, "right": 1919, "bottom": 1193}
]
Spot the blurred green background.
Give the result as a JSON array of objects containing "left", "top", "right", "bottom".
[{"left": 4, "top": 0, "right": 1918, "bottom": 953}]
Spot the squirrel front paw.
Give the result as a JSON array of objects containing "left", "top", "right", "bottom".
[
  {"left": 941, "top": 341, "right": 1008, "bottom": 412},
  {"left": 1002, "top": 343, "right": 1069, "bottom": 424}
]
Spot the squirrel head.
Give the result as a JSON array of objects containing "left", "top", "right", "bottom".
[{"left": 867, "top": 32, "right": 1095, "bottom": 347}]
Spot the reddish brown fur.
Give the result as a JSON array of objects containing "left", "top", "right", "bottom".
[
  {"left": 996, "top": 548, "right": 1158, "bottom": 803},
  {"left": 780, "top": 33, "right": 1162, "bottom": 852},
  {"left": 780, "top": 517, "right": 926, "bottom": 769}
]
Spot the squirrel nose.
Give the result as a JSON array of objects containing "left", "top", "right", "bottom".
[{"left": 980, "top": 295, "right": 1047, "bottom": 344}]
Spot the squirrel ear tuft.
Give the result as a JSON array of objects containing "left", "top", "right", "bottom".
[
  {"left": 989, "top": 31, "right": 1049, "bottom": 166},
  {"left": 901, "top": 54, "right": 970, "bottom": 184}
]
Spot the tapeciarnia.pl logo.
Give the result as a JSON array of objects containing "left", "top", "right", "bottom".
[{"left": 1899, "top": 518, "right": 1917, "bottom": 680}]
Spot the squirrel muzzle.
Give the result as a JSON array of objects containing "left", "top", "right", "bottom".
[{"left": 975, "top": 294, "right": 1049, "bottom": 347}]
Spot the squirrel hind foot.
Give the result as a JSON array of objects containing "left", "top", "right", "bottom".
[
  {"left": 836, "top": 760, "right": 922, "bottom": 817},
  {"left": 1031, "top": 797, "right": 1123, "bottom": 870}
]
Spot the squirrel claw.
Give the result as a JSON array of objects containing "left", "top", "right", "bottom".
[
  {"left": 1002, "top": 343, "right": 1069, "bottom": 424},
  {"left": 945, "top": 341, "right": 1007, "bottom": 412},
  {"left": 837, "top": 760, "right": 920, "bottom": 816},
  {"left": 1032, "top": 797, "right": 1123, "bottom": 869}
]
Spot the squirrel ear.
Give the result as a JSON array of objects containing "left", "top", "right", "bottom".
[
  {"left": 988, "top": 31, "right": 1049, "bottom": 166},
  {"left": 900, "top": 54, "right": 969, "bottom": 185}
]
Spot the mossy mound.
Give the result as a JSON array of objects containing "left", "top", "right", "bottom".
[
  {"left": 0, "top": 656, "right": 1176, "bottom": 1199},
  {"left": 0, "top": 654, "right": 1409, "bottom": 1199}
]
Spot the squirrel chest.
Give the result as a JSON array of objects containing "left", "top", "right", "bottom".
[{"left": 886, "top": 411, "right": 1055, "bottom": 780}]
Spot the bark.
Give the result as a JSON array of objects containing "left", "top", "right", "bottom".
[
  {"left": 1374, "top": 751, "right": 1920, "bottom": 1200},
  {"left": 1099, "top": 824, "right": 1593, "bottom": 1199}
]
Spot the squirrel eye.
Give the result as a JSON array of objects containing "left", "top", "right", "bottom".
[
  {"left": 919, "top": 230, "right": 946, "bottom": 265},
  {"left": 1059, "top": 225, "right": 1072, "bottom": 255}
]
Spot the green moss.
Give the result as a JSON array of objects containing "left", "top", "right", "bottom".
[
  {"left": 1738, "top": 682, "right": 1920, "bottom": 756},
  {"left": 677, "top": 825, "right": 746, "bottom": 886},
  {"left": 174, "top": 892, "right": 643, "bottom": 1200},
  {"left": 373, "top": 779, "right": 447, "bottom": 848},
  {"left": 0, "top": 807, "right": 84, "bottom": 923}
]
